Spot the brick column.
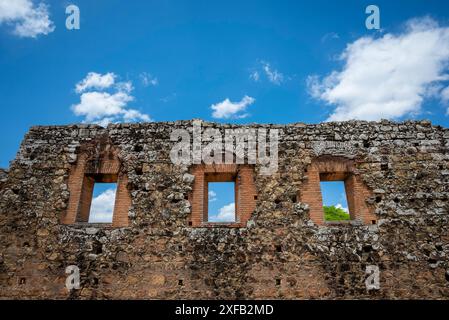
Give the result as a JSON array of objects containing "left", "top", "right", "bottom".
[
  {"left": 61, "top": 154, "right": 88, "bottom": 224},
  {"left": 112, "top": 174, "right": 131, "bottom": 227},
  {"left": 77, "top": 176, "right": 94, "bottom": 222},
  {"left": 300, "top": 167, "right": 325, "bottom": 225}
]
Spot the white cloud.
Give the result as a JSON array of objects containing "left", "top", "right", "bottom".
[
  {"left": 211, "top": 95, "right": 255, "bottom": 119},
  {"left": 335, "top": 203, "right": 349, "bottom": 214},
  {"left": 262, "top": 62, "right": 284, "bottom": 85},
  {"left": 76, "top": 72, "right": 116, "bottom": 93},
  {"left": 140, "top": 72, "right": 158, "bottom": 87},
  {"left": 116, "top": 81, "right": 134, "bottom": 94},
  {"left": 72, "top": 91, "right": 134, "bottom": 121},
  {"left": 0, "top": 0, "right": 54, "bottom": 38},
  {"left": 209, "top": 202, "right": 235, "bottom": 222},
  {"left": 89, "top": 188, "right": 116, "bottom": 223},
  {"left": 208, "top": 190, "right": 217, "bottom": 202},
  {"left": 250, "top": 61, "right": 284, "bottom": 85},
  {"left": 122, "top": 108, "right": 151, "bottom": 122},
  {"left": 308, "top": 17, "right": 449, "bottom": 121},
  {"left": 71, "top": 72, "right": 152, "bottom": 126}
]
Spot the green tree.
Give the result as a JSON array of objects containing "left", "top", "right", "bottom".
[{"left": 323, "top": 205, "right": 350, "bottom": 221}]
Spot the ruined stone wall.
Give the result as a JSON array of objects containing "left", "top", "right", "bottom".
[{"left": 0, "top": 119, "right": 448, "bottom": 299}]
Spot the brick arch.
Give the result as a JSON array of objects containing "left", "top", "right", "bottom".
[
  {"left": 300, "top": 156, "right": 376, "bottom": 225},
  {"left": 61, "top": 140, "right": 131, "bottom": 227}
]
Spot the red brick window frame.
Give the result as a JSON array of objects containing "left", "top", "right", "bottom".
[
  {"left": 61, "top": 149, "right": 131, "bottom": 228},
  {"left": 300, "top": 156, "right": 376, "bottom": 225},
  {"left": 189, "top": 164, "right": 256, "bottom": 228}
]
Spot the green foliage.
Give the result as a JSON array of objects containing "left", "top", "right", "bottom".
[{"left": 323, "top": 205, "right": 350, "bottom": 221}]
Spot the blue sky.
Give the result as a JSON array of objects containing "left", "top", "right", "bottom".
[
  {"left": 208, "top": 182, "right": 235, "bottom": 222},
  {"left": 1, "top": 0, "right": 449, "bottom": 212},
  {"left": 89, "top": 182, "right": 116, "bottom": 223},
  {"left": 320, "top": 181, "right": 349, "bottom": 215}
]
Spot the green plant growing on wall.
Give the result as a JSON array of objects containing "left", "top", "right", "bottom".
[{"left": 323, "top": 205, "right": 350, "bottom": 221}]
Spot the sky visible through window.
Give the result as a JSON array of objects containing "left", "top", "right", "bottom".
[
  {"left": 208, "top": 182, "right": 235, "bottom": 222},
  {"left": 88, "top": 183, "right": 117, "bottom": 223},
  {"left": 320, "top": 181, "right": 349, "bottom": 215}
]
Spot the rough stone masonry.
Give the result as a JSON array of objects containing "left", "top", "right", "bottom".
[{"left": 0, "top": 119, "right": 448, "bottom": 299}]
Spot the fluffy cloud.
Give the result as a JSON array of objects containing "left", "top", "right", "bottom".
[
  {"left": 209, "top": 202, "right": 235, "bottom": 222},
  {"left": 76, "top": 72, "right": 116, "bottom": 93},
  {"left": 88, "top": 188, "right": 116, "bottom": 223},
  {"left": 71, "top": 72, "right": 151, "bottom": 126},
  {"left": 72, "top": 91, "right": 133, "bottom": 121},
  {"left": 0, "top": 0, "right": 54, "bottom": 38},
  {"left": 308, "top": 17, "right": 449, "bottom": 121},
  {"left": 211, "top": 95, "right": 255, "bottom": 119}
]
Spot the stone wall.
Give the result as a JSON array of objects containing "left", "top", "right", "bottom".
[{"left": 0, "top": 119, "right": 448, "bottom": 299}]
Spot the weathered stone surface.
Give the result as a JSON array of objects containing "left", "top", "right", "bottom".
[{"left": 0, "top": 119, "right": 448, "bottom": 299}]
